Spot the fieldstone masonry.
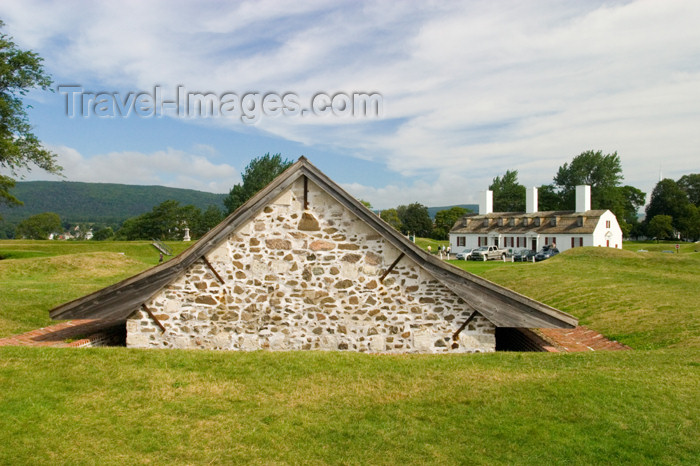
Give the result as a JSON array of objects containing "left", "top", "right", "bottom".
[{"left": 126, "top": 178, "right": 496, "bottom": 353}]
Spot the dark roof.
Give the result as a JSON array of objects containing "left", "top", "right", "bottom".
[
  {"left": 450, "top": 210, "right": 608, "bottom": 235},
  {"left": 50, "top": 157, "right": 577, "bottom": 329}
]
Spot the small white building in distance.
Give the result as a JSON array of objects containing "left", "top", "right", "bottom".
[{"left": 449, "top": 185, "right": 623, "bottom": 254}]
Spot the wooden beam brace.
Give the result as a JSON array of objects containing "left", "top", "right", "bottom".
[
  {"left": 142, "top": 304, "right": 166, "bottom": 333},
  {"left": 303, "top": 175, "right": 309, "bottom": 210},
  {"left": 379, "top": 252, "right": 405, "bottom": 283},
  {"left": 201, "top": 256, "right": 225, "bottom": 284},
  {"left": 452, "top": 310, "right": 478, "bottom": 341}
]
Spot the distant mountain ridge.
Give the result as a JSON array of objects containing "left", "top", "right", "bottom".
[
  {"left": 0, "top": 181, "right": 227, "bottom": 227},
  {"left": 427, "top": 204, "right": 477, "bottom": 219},
  {"left": 0, "top": 181, "right": 478, "bottom": 236}
]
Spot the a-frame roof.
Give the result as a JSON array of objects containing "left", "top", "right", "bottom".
[{"left": 50, "top": 157, "right": 577, "bottom": 329}]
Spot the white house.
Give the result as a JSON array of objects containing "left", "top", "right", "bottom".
[{"left": 449, "top": 185, "right": 623, "bottom": 254}]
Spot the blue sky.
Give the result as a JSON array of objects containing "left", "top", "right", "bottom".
[{"left": 2, "top": 0, "right": 699, "bottom": 209}]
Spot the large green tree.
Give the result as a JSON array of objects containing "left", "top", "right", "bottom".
[
  {"left": 645, "top": 178, "right": 700, "bottom": 240},
  {"left": 379, "top": 208, "right": 402, "bottom": 231},
  {"left": 646, "top": 215, "right": 674, "bottom": 240},
  {"left": 553, "top": 150, "right": 644, "bottom": 235},
  {"left": 645, "top": 179, "right": 688, "bottom": 226},
  {"left": 432, "top": 206, "right": 468, "bottom": 240},
  {"left": 489, "top": 170, "right": 525, "bottom": 212},
  {"left": 15, "top": 211, "right": 60, "bottom": 239},
  {"left": 536, "top": 184, "right": 561, "bottom": 212},
  {"left": 553, "top": 150, "right": 624, "bottom": 208},
  {"left": 117, "top": 200, "right": 202, "bottom": 241},
  {"left": 1, "top": 21, "right": 59, "bottom": 212},
  {"left": 199, "top": 204, "right": 224, "bottom": 234},
  {"left": 224, "top": 153, "right": 293, "bottom": 213},
  {"left": 678, "top": 174, "right": 700, "bottom": 207},
  {"left": 396, "top": 203, "right": 433, "bottom": 237}
]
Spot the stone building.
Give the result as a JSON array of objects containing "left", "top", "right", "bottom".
[{"left": 50, "top": 157, "right": 576, "bottom": 353}]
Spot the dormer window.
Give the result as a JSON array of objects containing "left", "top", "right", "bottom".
[
  {"left": 497, "top": 218, "right": 503, "bottom": 227},
  {"left": 522, "top": 218, "right": 528, "bottom": 227},
  {"left": 483, "top": 218, "right": 489, "bottom": 227},
  {"left": 550, "top": 217, "right": 557, "bottom": 226},
  {"left": 509, "top": 217, "right": 515, "bottom": 226},
  {"left": 577, "top": 216, "right": 584, "bottom": 227},
  {"left": 534, "top": 217, "right": 540, "bottom": 226}
]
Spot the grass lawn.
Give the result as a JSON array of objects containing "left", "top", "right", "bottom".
[
  {"left": 0, "top": 347, "right": 697, "bottom": 464},
  {"left": 415, "top": 237, "right": 449, "bottom": 253},
  {"left": 0, "top": 240, "right": 190, "bottom": 337},
  {"left": 0, "top": 239, "right": 699, "bottom": 464}
]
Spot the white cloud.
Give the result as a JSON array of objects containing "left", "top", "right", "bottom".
[
  {"left": 23, "top": 145, "right": 239, "bottom": 193},
  {"left": 2, "top": 0, "right": 699, "bottom": 207}
]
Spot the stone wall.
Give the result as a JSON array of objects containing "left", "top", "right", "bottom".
[{"left": 126, "top": 178, "right": 496, "bottom": 353}]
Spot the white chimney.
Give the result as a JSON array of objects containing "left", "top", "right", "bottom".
[
  {"left": 526, "top": 187, "right": 538, "bottom": 213},
  {"left": 479, "top": 190, "right": 493, "bottom": 215},
  {"left": 576, "top": 185, "right": 591, "bottom": 212}
]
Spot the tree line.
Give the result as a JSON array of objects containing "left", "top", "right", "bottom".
[
  {"left": 380, "top": 151, "right": 698, "bottom": 242},
  {"left": 644, "top": 174, "right": 699, "bottom": 240},
  {"left": 10, "top": 151, "right": 700, "bottom": 243}
]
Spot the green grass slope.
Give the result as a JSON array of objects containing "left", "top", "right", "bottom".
[
  {"left": 472, "top": 247, "right": 700, "bottom": 350},
  {"left": 0, "top": 241, "right": 190, "bottom": 337}
]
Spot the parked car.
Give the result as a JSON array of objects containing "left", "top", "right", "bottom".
[
  {"left": 512, "top": 248, "right": 536, "bottom": 262},
  {"left": 455, "top": 249, "right": 475, "bottom": 260},
  {"left": 535, "top": 246, "right": 560, "bottom": 261},
  {"left": 470, "top": 245, "right": 508, "bottom": 261}
]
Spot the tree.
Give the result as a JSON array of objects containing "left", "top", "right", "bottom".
[
  {"left": 552, "top": 150, "right": 644, "bottom": 234},
  {"left": 645, "top": 176, "right": 700, "bottom": 240},
  {"left": 224, "top": 153, "right": 293, "bottom": 213},
  {"left": 92, "top": 227, "right": 114, "bottom": 241},
  {"left": 1, "top": 21, "right": 60, "bottom": 213},
  {"left": 645, "top": 179, "right": 689, "bottom": 228},
  {"left": 15, "top": 212, "right": 60, "bottom": 239},
  {"left": 678, "top": 174, "right": 700, "bottom": 207},
  {"left": 646, "top": 215, "right": 674, "bottom": 240},
  {"left": 397, "top": 203, "right": 433, "bottom": 237},
  {"left": 432, "top": 206, "right": 468, "bottom": 240},
  {"left": 676, "top": 204, "right": 700, "bottom": 241},
  {"left": 117, "top": 200, "right": 202, "bottom": 240},
  {"left": 379, "top": 208, "right": 402, "bottom": 231},
  {"left": 553, "top": 150, "right": 624, "bottom": 210},
  {"left": 489, "top": 170, "right": 525, "bottom": 212},
  {"left": 536, "top": 184, "right": 561, "bottom": 211},
  {"left": 199, "top": 205, "right": 224, "bottom": 235}
]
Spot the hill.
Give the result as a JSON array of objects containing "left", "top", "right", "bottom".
[
  {"left": 0, "top": 181, "right": 227, "bottom": 230},
  {"left": 427, "top": 204, "right": 477, "bottom": 219}
]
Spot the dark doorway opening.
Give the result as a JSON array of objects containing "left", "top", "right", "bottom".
[{"left": 496, "top": 327, "right": 553, "bottom": 352}]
